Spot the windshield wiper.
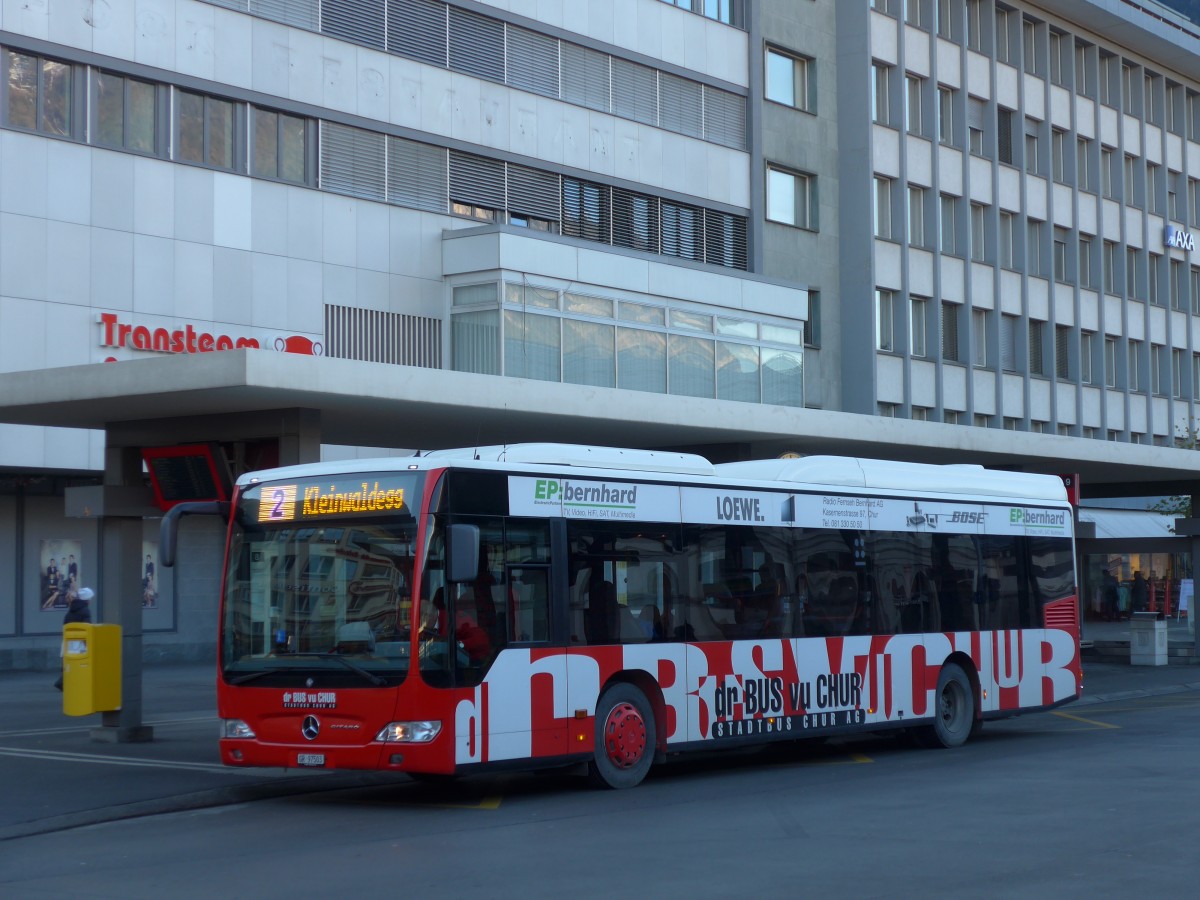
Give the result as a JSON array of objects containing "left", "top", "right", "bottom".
[
  {"left": 227, "top": 667, "right": 286, "bottom": 686},
  {"left": 310, "top": 653, "right": 388, "bottom": 686}
]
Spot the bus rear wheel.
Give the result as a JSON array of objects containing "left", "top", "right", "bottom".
[
  {"left": 588, "top": 684, "right": 655, "bottom": 789},
  {"left": 917, "top": 663, "right": 974, "bottom": 749}
]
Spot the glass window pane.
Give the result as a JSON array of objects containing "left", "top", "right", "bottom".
[
  {"left": 761, "top": 324, "right": 802, "bottom": 346},
  {"left": 253, "top": 108, "right": 279, "bottom": 178},
  {"left": 715, "top": 317, "right": 758, "bottom": 338},
  {"left": 94, "top": 71, "right": 124, "bottom": 147},
  {"left": 617, "top": 327, "right": 666, "bottom": 393},
  {"left": 716, "top": 341, "right": 760, "bottom": 402},
  {"left": 207, "top": 97, "right": 234, "bottom": 169},
  {"left": 42, "top": 59, "right": 72, "bottom": 136},
  {"left": 767, "top": 169, "right": 796, "bottom": 225},
  {"left": 453, "top": 282, "right": 498, "bottom": 306},
  {"left": 619, "top": 303, "right": 666, "bottom": 326},
  {"left": 668, "top": 334, "right": 715, "bottom": 398},
  {"left": 766, "top": 51, "right": 795, "bottom": 106},
  {"left": 564, "top": 293, "right": 614, "bottom": 318},
  {"left": 5, "top": 52, "right": 37, "bottom": 129},
  {"left": 451, "top": 309, "right": 500, "bottom": 374},
  {"left": 177, "top": 91, "right": 205, "bottom": 163},
  {"left": 504, "top": 310, "right": 560, "bottom": 381},
  {"left": 280, "top": 113, "right": 306, "bottom": 182},
  {"left": 128, "top": 79, "right": 156, "bottom": 153},
  {"left": 670, "top": 310, "right": 713, "bottom": 332},
  {"left": 563, "top": 319, "right": 615, "bottom": 387},
  {"left": 762, "top": 348, "right": 804, "bottom": 407}
]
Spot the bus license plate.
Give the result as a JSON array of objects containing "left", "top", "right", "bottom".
[{"left": 297, "top": 753, "right": 325, "bottom": 767}]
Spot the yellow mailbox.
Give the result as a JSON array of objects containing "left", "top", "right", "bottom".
[{"left": 62, "top": 623, "right": 122, "bottom": 716}]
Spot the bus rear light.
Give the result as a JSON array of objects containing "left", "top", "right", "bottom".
[
  {"left": 376, "top": 721, "right": 441, "bottom": 743},
  {"left": 223, "top": 719, "right": 256, "bottom": 739}
]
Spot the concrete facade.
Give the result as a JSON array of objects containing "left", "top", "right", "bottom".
[{"left": 3, "top": 0, "right": 1200, "bottom": 667}]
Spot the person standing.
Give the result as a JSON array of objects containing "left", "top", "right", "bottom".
[
  {"left": 54, "top": 586, "right": 93, "bottom": 691},
  {"left": 1130, "top": 571, "right": 1149, "bottom": 613},
  {"left": 1102, "top": 570, "right": 1120, "bottom": 621}
]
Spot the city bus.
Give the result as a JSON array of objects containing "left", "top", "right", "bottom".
[{"left": 162, "top": 443, "right": 1081, "bottom": 789}]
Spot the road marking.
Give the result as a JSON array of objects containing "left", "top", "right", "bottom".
[
  {"left": 0, "top": 746, "right": 254, "bottom": 775},
  {"left": 428, "top": 795, "right": 503, "bottom": 810},
  {"left": 1051, "top": 711, "right": 1120, "bottom": 730},
  {"left": 0, "top": 715, "right": 216, "bottom": 739}
]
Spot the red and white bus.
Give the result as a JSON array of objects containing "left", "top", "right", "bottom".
[{"left": 163, "top": 443, "right": 1081, "bottom": 788}]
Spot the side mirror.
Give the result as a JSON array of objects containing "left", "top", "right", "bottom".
[
  {"left": 445, "top": 523, "right": 480, "bottom": 583},
  {"left": 160, "top": 501, "right": 229, "bottom": 567}
]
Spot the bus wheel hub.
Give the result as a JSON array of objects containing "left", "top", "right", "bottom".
[{"left": 603, "top": 702, "right": 646, "bottom": 768}]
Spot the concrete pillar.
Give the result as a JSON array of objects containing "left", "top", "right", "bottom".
[{"left": 94, "top": 446, "right": 153, "bottom": 743}]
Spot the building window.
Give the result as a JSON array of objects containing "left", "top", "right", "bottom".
[
  {"left": 767, "top": 166, "right": 815, "bottom": 229},
  {"left": 1022, "top": 18, "right": 1039, "bottom": 76},
  {"left": 938, "top": 86, "right": 955, "bottom": 144},
  {"left": 1025, "top": 129, "right": 1040, "bottom": 175},
  {"left": 1152, "top": 343, "right": 1164, "bottom": 394},
  {"left": 1189, "top": 179, "right": 1200, "bottom": 226},
  {"left": 1055, "top": 325, "right": 1070, "bottom": 378},
  {"left": 1101, "top": 147, "right": 1116, "bottom": 198},
  {"left": 1000, "top": 314, "right": 1019, "bottom": 372},
  {"left": 939, "top": 194, "right": 957, "bottom": 254},
  {"left": 92, "top": 69, "right": 158, "bottom": 154},
  {"left": 999, "top": 210, "right": 1016, "bottom": 268},
  {"left": 972, "top": 308, "right": 988, "bottom": 368},
  {"left": 997, "top": 108, "right": 1014, "bottom": 165},
  {"left": 941, "top": 301, "right": 960, "bottom": 361},
  {"left": 908, "top": 185, "right": 927, "bottom": 247},
  {"left": 175, "top": 89, "right": 239, "bottom": 171},
  {"left": 1076, "top": 41, "right": 1093, "bottom": 97},
  {"left": 1104, "top": 337, "right": 1117, "bottom": 387},
  {"left": 1192, "top": 266, "right": 1200, "bottom": 315},
  {"left": 966, "top": 0, "right": 985, "bottom": 51},
  {"left": 1079, "top": 235, "right": 1094, "bottom": 288},
  {"left": 905, "top": 0, "right": 925, "bottom": 28},
  {"left": 1027, "top": 219, "right": 1044, "bottom": 277},
  {"left": 803, "top": 291, "right": 820, "bottom": 348},
  {"left": 1128, "top": 340, "right": 1143, "bottom": 391},
  {"left": 1049, "top": 31, "right": 1067, "bottom": 85},
  {"left": 873, "top": 63, "right": 892, "bottom": 125},
  {"left": 1149, "top": 252, "right": 1163, "bottom": 306},
  {"left": 252, "top": 106, "right": 307, "bottom": 183},
  {"left": 875, "top": 176, "right": 893, "bottom": 239},
  {"left": 970, "top": 203, "right": 986, "bottom": 261},
  {"left": 877, "top": 289, "right": 897, "bottom": 352},
  {"left": 1171, "top": 259, "right": 1185, "bottom": 311},
  {"left": 906, "top": 74, "right": 924, "bottom": 135},
  {"left": 1172, "top": 347, "right": 1184, "bottom": 398},
  {"left": 1053, "top": 228, "right": 1069, "bottom": 282},
  {"left": 3, "top": 49, "right": 75, "bottom": 137},
  {"left": 1077, "top": 137, "right": 1092, "bottom": 191},
  {"left": 1029, "top": 320, "right": 1045, "bottom": 376},
  {"left": 996, "top": 9, "right": 1012, "bottom": 63},
  {"left": 1147, "top": 163, "right": 1162, "bottom": 215},
  {"left": 911, "top": 296, "right": 929, "bottom": 357},
  {"left": 1126, "top": 246, "right": 1139, "bottom": 298},
  {"left": 1103, "top": 240, "right": 1117, "bottom": 294},
  {"left": 1081, "top": 331, "right": 1095, "bottom": 383},
  {"left": 936, "top": 0, "right": 954, "bottom": 39},
  {"left": 1051, "top": 129, "right": 1067, "bottom": 182},
  {"left": 766, "top": 48, "right": 811, "bottom": 112},
  {"left": 1125, "top": 155, "right": 1141, "bottom": 207}
]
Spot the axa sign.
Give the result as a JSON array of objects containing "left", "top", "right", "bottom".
[
  {"left": 1165, "top": 225, "right": 1196, "bottom": 252},
  {"left": 98, "top": 313, "right": 322, "bottom": 360}
]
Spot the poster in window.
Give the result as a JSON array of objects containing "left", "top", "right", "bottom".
[
  {"left": 40, "top": 539, "right": 82, "bottom": 611},
  {"left": 142, "top": 541, "right": 159, "bottom": 609}
]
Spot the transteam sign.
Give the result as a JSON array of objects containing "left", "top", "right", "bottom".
[{"left": 98, "top": 313, "right": 322, "bottom": 359}]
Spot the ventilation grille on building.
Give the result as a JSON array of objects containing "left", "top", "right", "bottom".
[
  {"left": 325, "top": 304, "right": 442, "bottom": 368},
  {"left": 387, "top": 0, "right": 446, "bottom": 67},
  {"left": 250, "top": 0, "right": 318, "bottom": 30}
]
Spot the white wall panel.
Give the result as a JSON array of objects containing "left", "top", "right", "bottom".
[
  {"left": 46, "top": 141, "right": 90, "bottom": 226},
  {"left": 2, "top": 132, "right": 47, "bottom": 219},
  {"left": 132, "top": 233, "right": 175, "bottom": 315},
  {"left": 135, "top": 0, "right": 177, "bottom": 71},
  {"left": 45, "top": 220, "right": 89, "bottom": 305},
  {"left": 175, "top": 1, "right": 216, "bottom": 81},
  {"left": 0, "top": 212, "right": 47, "bottom": 301},
  {"left": 174, "top": 240, "right": 215, "bottom": 321}
]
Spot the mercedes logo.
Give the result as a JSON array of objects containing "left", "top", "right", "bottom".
[{"left": 302, "top": 715, "right": 320, "bottom": 741}]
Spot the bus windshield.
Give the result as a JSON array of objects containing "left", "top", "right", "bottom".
[{"left": 222, "top": 473, "right": 424, "bottom": 686}]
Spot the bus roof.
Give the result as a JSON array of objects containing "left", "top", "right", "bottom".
[
  {"left": 237, "top": 444, "right": 1069, "bottom": 505},
  {"left": 716, "top": 457, "right": 1068, "bottom": 503}
]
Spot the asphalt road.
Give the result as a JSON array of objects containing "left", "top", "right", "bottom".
[{"left": 2, "top": 690, "right": 1197, "bottom": 899}]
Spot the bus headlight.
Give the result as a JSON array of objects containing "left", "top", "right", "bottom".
[
  {"left": 375, "top": 721, "right": 442, "bottom": 743},
  {"left": 222, "top": 719, "right": 257, "bottom": 739}
]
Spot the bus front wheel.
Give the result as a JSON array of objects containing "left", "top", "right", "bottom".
[
  {"left": 917, "top": 663, "right": 975, "bottom": 749},
  {"left": 588, "top": 684, "right": 656, "bottom": 789}
]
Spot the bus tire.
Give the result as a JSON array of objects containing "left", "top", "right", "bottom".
[
  {"left": 588, "top": 683, "right": 656, "bottom": 789},
  {"left": 917, "top": 663, "right": 974, "bottom": 749}
]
